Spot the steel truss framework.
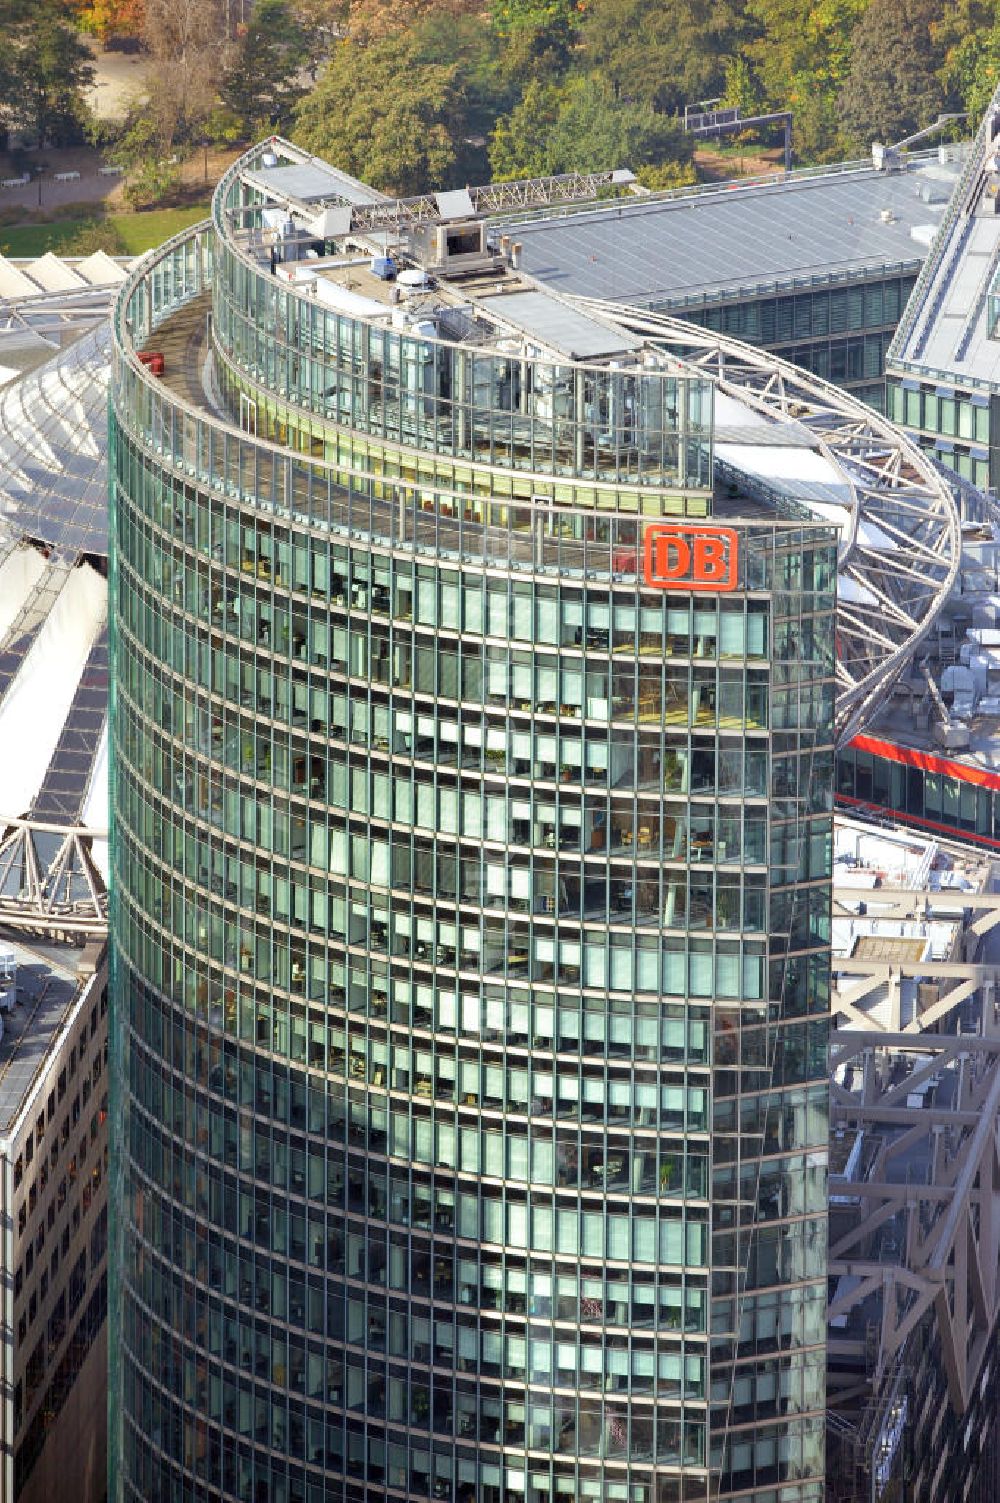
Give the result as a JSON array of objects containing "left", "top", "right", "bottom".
[
  {"left": 237, "top": 145, "right": 637, "bottom": 235},
  {"left": 578, "top": 300, "right": 963, "bottom": 749},
  {"left": 829, "top": 1032, "right": 1000, "bottom": 1410},
  {"left": 0, "top": 817, "right": 107, "bottom": 937},
  {"left": 832, "top": 884, "right": 1000, "bottom": 1036},
  {"left": 0, "top": 316, "right": 111, "bottom": 941},
  {"left": 827, "top": 877, "right": 1000, "bottom": 1492}
]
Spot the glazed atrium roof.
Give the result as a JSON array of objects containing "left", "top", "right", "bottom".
[{"left": 0, "top": 263, "right": 120, "bottom": 940}]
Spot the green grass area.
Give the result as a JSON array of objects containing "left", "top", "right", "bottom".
[{"left": 0, "top": 203, "right": 211, "bottom": 259}]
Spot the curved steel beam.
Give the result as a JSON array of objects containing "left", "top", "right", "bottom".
[{"left": 577, "top": 300, "right": 962, "bottom": 748}]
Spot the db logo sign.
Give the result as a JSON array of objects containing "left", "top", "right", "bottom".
[{"left": 643, "top": 524, "right": 738, "bottom": 593}]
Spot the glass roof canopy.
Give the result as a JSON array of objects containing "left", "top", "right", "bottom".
[
  {"left": 0, "top": 317, "right": 111, "bottom": 938},
  {"left": 0, "top": 319, "right": 111, "bottom": 559}
]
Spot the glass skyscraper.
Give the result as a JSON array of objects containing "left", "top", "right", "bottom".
[{"left": 109, "top": 139, "right": 835, "bottom": 1503}]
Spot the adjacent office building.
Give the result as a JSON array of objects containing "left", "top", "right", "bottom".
[
  {"left": 2, "top": 939, "right": 109, "bottom": 1503},
  {"left": 836, "top": 83, "right": 1000, "bottom": 849},
  {"left": 108, "top": 139, "right": 846, "bottom": 1502}
]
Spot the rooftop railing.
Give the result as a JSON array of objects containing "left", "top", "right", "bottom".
[
  {"left": 212, "top": 145, "right": 715, "bottom": 492},
  {"left": 112, "top": 221, "right": 828, "bottom": 594},
  {"left": 637, "top": 258, "right": 922, "bottom": 312},
  {"left": 489, "top": 148, "right": 956, "bottom": 228}
]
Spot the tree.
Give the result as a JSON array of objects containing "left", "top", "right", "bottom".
[
  {"left": 219, "top": 0, "right": 308, "bottom": 137},
  {"left": 489, "top": 73, "right": 694, "bottom": 183},
  {"left": 490, "top": 0, "right": 581, "bottom": 80},
  {"left": 288, "top": 0, "right": 346, "bottom": 78},
  {"left": 141, "top": 0, "right": 230, "bottom": 150},
  {"left": 75, "top": 0, "right": 144, "bottom": 46},
  {"left": 744, "top": 0, "right": 865, "bottom": 159},
  {"left": 838, "top": 0, "right": 953, "bottom": 154},
  {"left": 579, "top": 0, "right": 743, "bottom": 115},
  {"left": 111, "top": 102, "right": 182, "bottom": 205},
  {"left": 720, "top": 56, "right": 764, "bottom": 119},
  {"left": 942, "top": 3, "right": 1000, "bottom": 124},
  {"left": 745, "top": 0, "right": 864, "bottom": 95},
  {"left": 345, "top": 0, "right": 479, "bottom": 42},
  {"left": 4, "top": 1, "right": 95, "bottom": 146},
  {"left": 489, "top": 79, "right": 561, "bottom": 178},
  {"left": 293, "top": 27, "right": 465, "bottom": 195}
]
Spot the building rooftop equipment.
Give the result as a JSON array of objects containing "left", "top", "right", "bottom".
[{"left": 475, "top": 288, "right": 643, "bottom": 360}]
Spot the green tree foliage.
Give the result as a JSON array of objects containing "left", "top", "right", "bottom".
[
  {"left": 490, "top": 0, "right": 581, "bottom": 79},
  {"left": 720, "top": 56, "right": 764, "bottom": 118},
  {"left": 111, "top": 108, "right": 183, "bottom": 206},
  {"left": 839, "top": 0, "right": 953, "bottom": 152},
  {"left": 0, "top": 0, "right": 95, "bottom": 147},
  {"left": 219, "top": 0, "right": 308, "bottom": 137},
  {"left": 942, "top": 2, "right": 1000, "bottom": 123},
  {"left": 579, "top": 0, "right": 744, "bottom": 115},
  {"left": 293, "top": 27, "right": 467, "bottom": 195},
  {"left": 489, "top": 74, "right": 694, "bottom": 182},
  {"left": 744, "top": 0, "right": 865, "bottom": 158},
  {"left": 490, "top": 0, "right": 581, "bottom": 31}
]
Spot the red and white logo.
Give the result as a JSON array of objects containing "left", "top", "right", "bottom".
[{"left": 643, "top": 523, "right": 739, "bottom": 592}]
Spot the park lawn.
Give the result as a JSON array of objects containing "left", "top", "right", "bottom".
[
  {"left": 0, "top": 203, "right": 211, "bottom": 259},
  {"left": 113, "top": 205, "right": 212, "bottom": 254}
]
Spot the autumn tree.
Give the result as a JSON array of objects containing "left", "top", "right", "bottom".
[
  {"left": 940, "top": 1, "right": 1000, "bottom": 123},
  {"left": 75, "top": 0, "right": 144, "bottom": 46},
  {"left": 345, "top": 0, "right": 479, "bottom": 42},
  {"left": 579, "top": 0, "right": 744, "bottom": 116},
  {"left": 743, "top": 0, "right": 865, "bottom": 159},
  {"left": 141, "top": 0, "right": 230, "bottom": 150}
]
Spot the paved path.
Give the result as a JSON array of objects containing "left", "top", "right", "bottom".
[
  {"left": 0, "top": 146, "right": 124, "bottom": 213},
  {"left": 86, "top": 39, "right": 151, "bottom": 123}
]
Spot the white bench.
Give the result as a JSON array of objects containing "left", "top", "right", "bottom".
[
  {"left": 53, "top": 170, "right": 81, "bottom": 182},
  {"left": 98, "top": 164, "right": 123, "bottom": 176},
  {"left": 0, "top": 176, "right": 29, "bottom": 189}
]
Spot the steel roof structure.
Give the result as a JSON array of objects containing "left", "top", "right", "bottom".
[
  {"left": 0, "top": 319, "right": 110, "bottom": 941},
  {"left": 0, "top": 252, "right": 130, "bottom": 362},
  {"left": 579, "top": 297, "right": 962, "bottom": 745},
  {"left": 890, "top": 82, "right": 1000, "bottom": 386},
  {"left": 826, "top": 820, "right": 1000, "bottom": 1500}
]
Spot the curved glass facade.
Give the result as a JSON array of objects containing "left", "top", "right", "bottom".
[{"left": 110, "top": 141, "right": 836, "bottom": 1503}]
